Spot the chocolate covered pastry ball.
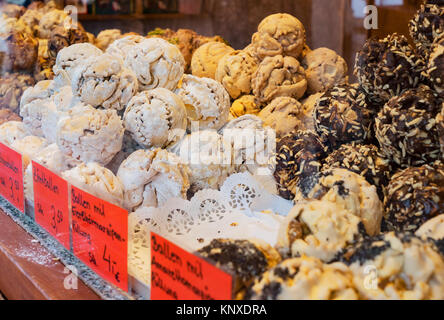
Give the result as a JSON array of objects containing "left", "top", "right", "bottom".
[
  {"left": 409, "top": 0, "right": 444, "bottom": 57},
  {"left": 375, "top": 86, "right": 442, "bottom": 167},
  {"left": 314, "top": 84, "right": 373, "bottom": 150},
  {"left": 438, "top": 103, "right": 444, "bottom": 158},
  {"left": 426, "top": 44, "right": 444, "bottom": 97},
  {"left": 197, "top": 239, "right": 281, "bottom": 295},
  {"left": 323, "top": 144, "right": 392, "bottom": 199},
  {"left": 354, "top": 34, "right": 423, "bottom": 103},
  {"left": 0, "top": 73, "right": 34, "bottom": 112},
  {"left": 274, "top": 130, "right": 327, "bottom": 200},
  {"left": 384, "top": 162, "right": 444, "bottom": 233}
]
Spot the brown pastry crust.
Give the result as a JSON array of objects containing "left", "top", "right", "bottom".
[
  {"left": 0, "top": 4, "right": 25, "bottom": 18},
  {"left": 0, "top": 27, "right": 38, "bottom": 72},
  {"left": 0, "top": 109, "right": 22, "bottom": 125},
  {"left": 48, "top": 25, "right": 89, "bottom": 60},
  {"left": 0, "top": 73, "right": 35, "bottom": 112}
]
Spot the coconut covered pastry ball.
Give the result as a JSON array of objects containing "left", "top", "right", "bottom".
[
  {"left": 338, "top": 232, "right": 444, "bottom": 300},
  {"left": 215, "top": 50, "right": 258, "bottom": 100},
  {"left": 124, "top": 38, "right": 185, "bottom": 91},
  {"left": 0, "top": 73, "right": 34, "bottom": 112},
  {"left": 302, "top": 47, "right": 348, "bottom": 94},
  {"left": 191, "top": 41, "right": 234, "bottom": 79},
  {"left": 95, "top": 29, "right": 122, "bottom": 51},
  {"left": 384, "top": 162, "right": 444, "bottom": 233},
  {"left": 251, "top": 13, "right": 305, "bottom": 60},
  {"left": 323, "top": 144, "right": 392, "bottom": 200},
  {"left": 11, "top": 135, "right": 48, "bottom": 167},
  {"left": 229, "top": 95, "right": 260, "bottom": 119},
  {"left": 105, "top": 34, "right": 145, "bottom": 61},
  {"left": 277, "top": 200, "right": 366, "bottom": 263},
  {"left": 123, "top": 88, "right": 187, "bottom": 149},
  {"left": 416, "top": 214, "right": 444, "bottom": 241},
  {"left": 197, "top": 239, "right": 281, "bottom": 295},
  {"left": 62, "top": 162, "right": 124, "bottom": 207},
  {"left": 71, "top": 53, "right": 138, "bottom": 111},
  {"left": 56, "top": 104, "right": 124, "bottom": 166},
  {"left": 259, "top": 97, "right": 313, "bottom": 137},
  {"left": 117, "top": 148, "right": 190, "bottom": 211},
  {"left": 375, "top": 86, "right": 442, "bottom": 168},
  {"left": 38, "top": 9, "right": 71, "bottom": 39},
  {"left": 426, "top": 44, "right": 444, "bottom": 97},
  {"left": 354, "top": 33, "right": 423, "bottom": 103},
  {"left": 274, "top": 130, "right": 327, "bottom": 200},
  {"left": 409, "top": 0, "right": 444, "bottom": 57},
  {"left": 53, "top": 43, "right": 103, "bottom": 88},
  {"left": 0, "top": 121, "right": 27, "bottom": 146},
  {"left": 175, "top": 74, "right": 230, "bottom": 131},
  {"left": 244, "top": 256, "right": 359, "bottom": 300},
  {"left": 174, "top": 130, "right": 234, "bottom": 191},
  {"left": 252, "top": 55, "right": 307, "bottom": 106},
  {"left": 0, "top": 109, "right": 21, "bottom": 125},
  {"left": 314, "top": 84, "right": 373, "bottom": 150}
]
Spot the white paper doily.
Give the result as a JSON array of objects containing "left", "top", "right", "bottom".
[{"left": 128, "top": 172, "right": 293, "bottom": 287}]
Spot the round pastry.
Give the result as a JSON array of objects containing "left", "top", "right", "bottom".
[
  {"left": 375, "top": 86, "right": 442, "bottom": 167},
  {"left": 0, "top": 121, "right": 27, "bottom": 146},
  {"left": 229, "top": 95, "right": 260, "bottom": 119},
  {"left": 106, "top": 132, "right": 142, "bottom": 175},
  {"left": 11, "top": 135, "right": 48, "bottom": 167},
  {"left": 62, "top": 162, "right": 124, "bottom": 208},
  {"left": 20, "top": 94, "right": 56, "bottom": 137},
  {"left": 175, "top": 74, "right": 230, "bottom": 131},
  {"left": 215, "top": 50, "right": 258, "bottom": 99},
  {"left": 0, "top": 109, "right": 21, "bottom": 125},
  {"left": 53, "top": 43, "right": 103, "bottom": 88},
  {"left": 302, "top": 47, "right": 348, "bottom": 94},
  {"left": 56, "top": 104, "right": 124, "bottom": 166},
  {"left": 123, "top": 88, "right": 187, "bottom": 149},
  {"left": 197, "top": 239, "right": 281, "bottom": 294},
  {"left": 251, "top": 13, "right": 305, "bottom": 60},
  {"left": 277, "top": 200, "right": 365, "bottom": 262},
  {"left": 338, "top": 232, "right": 444, "bottom": 300},
  {"left": 426, "top": 44, "right": 444, "bottom": 96},
  {"left": 48, "top": 25, "right": 89, "bottom": 61},
  {"left": 0, "top": 73, "right": 35, "bottom": 112},
  {"left": 105, "top": 34, "right": 145, "bottom": 61},
  {"left": 95, "top": 29, "right": 122, "bottom": 51},
  {"left": 174, "top": 130, "right": 234, "bottom": 191},
  {"left": 38, "top": 10, "right": 70, "bottom": 39},
  {"left": 416, "top": 214, "right": 444, "bottom": 241},
  {"left": 124, "top": 38, "right": 185, "bottom": 91},
  {"left": 295, "top": 168, "right": 383, "bottom": 237},
  {"left": 354, "top": 33, "right": 423, "bottom": 103},
  {"left": 323, "top": 144, "right": 391, "bottom": 199},
  {"left": 438, "top": 103, "right": 444, "bottom": 158},
  {"left": 0, "top": 4, "right": 25, "bottom": 18},
  {"left": 300, "top": 93, "right": 322, "bottom": 132},
  {"left": 244, "top": 256, "right": 359, "bottom": 300},
  {"left": 191, "top": 41, "right": 235, "bottom": 79},
  {"left": 409, "top": 0, "right": 444, "bottom": 57},
  {"left": 274, "top": 130, "right": 327, "bottom": 200},
  {"left": 258, "top": 97, "right": 311, "bottom": 137},
  {"left": 71, "top": 53, "right": 138, "bottom": 111},
  {"left": 34, "top": 39, "right": 55, "bottom": 81},
  {"left": 117, "top": 148, "right": 190, "bottom": 211},
  {"left": 384, "top": 162, "right": 444, "bottom": 233},
  {"left": 314, "top": 84, "right": 373, "bottom": 150},
  {"left": 19, "top": 9, "right": 42, "bottom": 37},
  {"left": 252, "top": 55, "right": 307, "bottom": 106}
]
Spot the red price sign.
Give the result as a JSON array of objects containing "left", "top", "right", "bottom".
[
  {"left": 70, "top": 185, "right": 128, "bottom": 292},
  {"left": 150, "top": 232, "right": 233, "bottom": 300},
  {"left": 32, "top": 161, "right": 70, "bottom": 250},
  {"left": 0, "top": 142, "right": 24, "bottom": 213}
]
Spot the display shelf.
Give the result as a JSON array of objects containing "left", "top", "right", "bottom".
[{"left": 78, "top": 13, "right": 187, "bottom": 21}]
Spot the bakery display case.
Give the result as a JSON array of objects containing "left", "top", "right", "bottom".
[{"left": 0, "top": 0, "right": 443, "bottom": 301}]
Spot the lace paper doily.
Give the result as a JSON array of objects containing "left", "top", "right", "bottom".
[{"left": 128, "top": 172, "right": 293, "bottom": 287}]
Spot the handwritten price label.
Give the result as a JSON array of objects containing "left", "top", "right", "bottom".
[
  {"left": 0, "top": 142, "right": 24, "bottom": 213},
  {"left": 150, "top": 232, "right": 233, "bottom": 300},
  {"left": 70, "top": 185, "right": 128, "bottom": 292},
  {"left": 32, "top": 161, "right": 70, "bottom": 249}
]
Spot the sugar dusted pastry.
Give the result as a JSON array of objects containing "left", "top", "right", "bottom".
[
  {"left": 95, "top": 29, "right": 122, "bottom": 51},
  {"left": 0, "top": 109, "right": 21, "bottom": 125},
  {"left": 106, "top": 132, "right": 142, "bottom": 175},
  {"left": 0, "top": 73, "right": 34, "bottom": 112},
  {"left": 252, "top": 55, "right": 307, "bottom": 106},
  {"left": 339, "top": 232, "right": 444, "bottom": 300},
  {"left": 215, "top": 50, "right": 258, "bottom": 99},
  {"left": 191, "top": 41, "right": 235, "bottom": 79},
  {"left": 106, "top": 34, "right": 145, "bottom": 60},
  {"left": 244, "top": 257, "right": 359, "bottom": 300},
  {"left": 174, "top": 130, "right": 234, "bottom": 191},
  {"left": 259, "top": 97, "right": 310, "bottom": 137},
  {"left": 302, "top": 47, "right": 348, "bottom": 94},
  {"left": 56, "top": 104, "right": 124, "bottom": 166},
  {"left": 251, "top": 13, "right": 306, "bottom": 60},
  {"left": 0, "top": 121, "right": 27, "bottom": 146},
  {"left": 62, "top": 162, "right": 124, "bottom": 207},
  {"left": 11, "top": 135, "right": 48, "bottom": 167},
  {"left": 277, "top": 200, "right": 364, "bottom": 263},
  {"left": 123, "top": 88, "right": 187, "bottom": 149},
  {"left": 175, "top": 75, "right": 230, "bottom": 131},
  {"left": 38, "top": 10, "right": 70, "bottom": 39},
  {"left": 124, "top": 38, "right": 185, "bottom": 91},
  {"left": 71, "top": 53, "right": 138, "bottom": 111},
  {"left": 20, "top": 95, "right": 56, "bottom": 137},
  {"left": 117, "top": 149, "right": 190, "bottom": 210},
  {"left": 20, "top": 79, "right": 54, "bottom": 106},
  {"left": 230, "top": 95, "right": 260, "bottom": 119}
]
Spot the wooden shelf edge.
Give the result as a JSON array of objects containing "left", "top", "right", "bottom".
[{"left": 79, "top": 13, "right": 188, "bottom": 21}]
